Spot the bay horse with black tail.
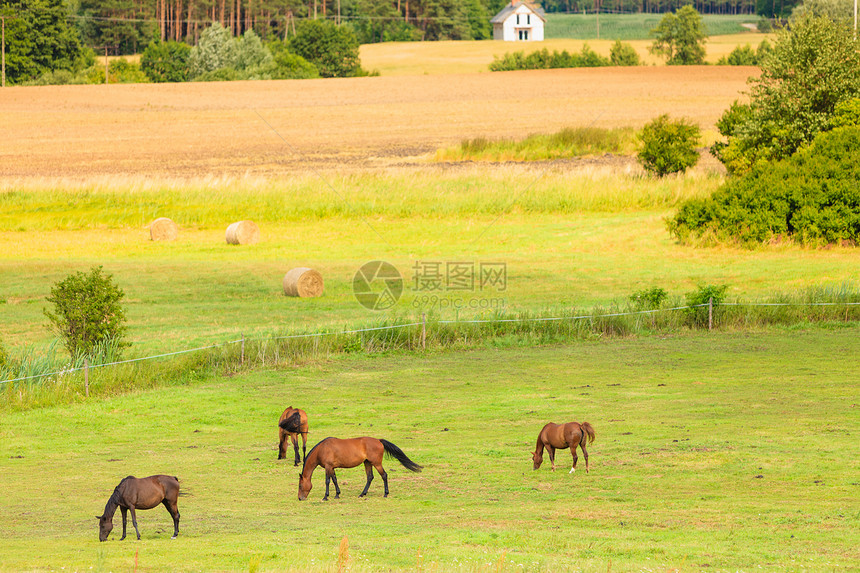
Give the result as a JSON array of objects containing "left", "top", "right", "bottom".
[
  {"left": 97, "top": 475, "right": 181, "bottom": 541},
  {"left": 278, "top": 407, "right": 309, "bottom": 466},
  {"left": 297, "top": 437, "right": 422, "bottom": 501},
  {"left": 532, "top": 421, "right": 595, "bottom": 473}
]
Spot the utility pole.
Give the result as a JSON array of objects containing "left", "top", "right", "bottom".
[{"left": 95, "top": 45, "right": 117, "bottom": 85}]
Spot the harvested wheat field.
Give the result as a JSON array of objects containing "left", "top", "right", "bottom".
[{"left": 0, "top": 66, "right": 755, "bottom": 180}]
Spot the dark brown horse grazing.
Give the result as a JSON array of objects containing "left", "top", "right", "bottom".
[
  {"left": 532, "top": 421, "right": 596, "bottom": 473},
  {"left": 96, "top": 475, "right": 181, "bottom": 541},
  {"left": 298, "top": 437, "right": 422, "bottom": 501},
  {"left": 278, "top": 407, "right": 309, "bottom": 465}
]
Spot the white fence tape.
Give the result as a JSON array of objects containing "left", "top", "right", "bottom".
[{"left": 3, "top": 302, "right": 858, "bottom": 386}]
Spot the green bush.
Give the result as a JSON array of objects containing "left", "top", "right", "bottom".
[
  {"left": 489, "top": 46, "right": 610, "bottom": 71},
  {"left": 85, "top": 59, "right": 148, "bottom": 84},
  {"left": 757, "top": 17, "right": 773, "bottom": 33},
  {"left": 716, "top": 41, "right": 773, "bottom": 67},
  {"left": 288, "top": 20, "right": 363, "bottom": 78},
  {"left": 671, "top": 125, "right": 860, "bottom": 246},
  {"left": 141, "top": 40, "right": 191, "bottom": 83},
  {"left": 267, "top": 42, "right": 320, "bottom": 79},
  {"left": 684, "top": 284, "right": 729, "bottom": 327},
  {"left": 637, "top": 114, "right": 701, "bottom": 177},
  {"left": 610, "top": 40, "right": 641, "bottom": 66},
  {"left": 629, "top": 287, "right": 668, "bottom": 309},
  {"left": 712, "top": 14, "right": 860, "bottom": 174},
  {"left": 189, "top": 23, "right": 238, "bottom": 78},
  {"left": 43, "top": 266, "right": 130, "bottom": 359}
]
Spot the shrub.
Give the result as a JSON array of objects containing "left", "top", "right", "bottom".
[
  {"left": 685, "top": 284, "right": 729, "bottom": 327},
  {"left": 85, "top": 59, "right": 148, "bottom": 84},
  {"left": 712, "top": 14, "right": 860, "bottom": 173},
  {"left": 43, "top": 266, "right": 130, "bottom": 359},
  {"left": 757, "top": 17, "right": 773, "bottom": 33},
  {"left": 629, "top": 287, "right": 668, "bottom": 309},
  {"left": 141, "top": 40, "right": 191, "bottom": 83},
  {"left": 489, "top": 46, "right": 610, "bottom": 72},
  {"left": 637, "top": 114, "right": 701, "bottom": 177},
  {"left": 235, "top": 29, "right": 273, "bottom": 72},
  {"left": 189, "top": 23, "right": 238, "bottom": 78},
  {"left": 267, "top": 42, "right": 320, "bottom": 79},
  {"left": 289, "top": 20, "right": 362, "bottom": 78},
  {"left": 610, "top": 40, "right": 641, "bottom": 66},
  {"left": 671, "top": 125, "right": 860, "bottom": 246}
]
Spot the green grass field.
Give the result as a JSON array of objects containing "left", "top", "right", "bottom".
[
  {"left": 0, "top": 328, "right": 857, "bottom": 571},
  {"left": 544, "top": 13, "right": 760, "bottom": 40},
  {"left": 3, "top": 167, "right": 859, "bottom": 360}
]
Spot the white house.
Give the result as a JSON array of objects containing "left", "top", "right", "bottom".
[{"left": 490, "top": 1, "right": 546, "bottom": 42}]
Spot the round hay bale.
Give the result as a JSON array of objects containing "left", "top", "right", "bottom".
[
  {"left": 283, "top": 267, "right": 324, "bottom": 298},
  {"left": 149, "top": 217, "right": 178, "bottom": 241},
  {"left": 225, "top": 220, "right": 260, "bottom": 245}
]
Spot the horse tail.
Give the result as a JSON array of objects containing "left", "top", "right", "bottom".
[
  {"left": 580, "top": 422, "right": 596, "bottom": 445},
  {"left": 380, "top": 439, "right": 423, "bottom": 473},
  {"left": 279, "top": 411, "right": 302, "bottom": 433}
]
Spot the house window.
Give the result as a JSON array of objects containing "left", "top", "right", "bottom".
[
  {"left": 516, "top": 14, "right": 520, "bottom": 25},
  {"left": 527, "top": 14, "right": 531, "bottom": 25},
  {"left": 518, "top": 29, "right": 529, "bottom": 41}
]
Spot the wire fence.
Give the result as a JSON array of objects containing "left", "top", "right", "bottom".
[{"left": 4, "top": 300, "right": 859, "bottom": 387}]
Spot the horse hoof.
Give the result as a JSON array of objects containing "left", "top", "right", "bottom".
[
  {"left": 569, "top": 468, "right": 576, "bottom": 474},
  {"left": 171, "top": 536, "right": 177, "bottom": 540}
]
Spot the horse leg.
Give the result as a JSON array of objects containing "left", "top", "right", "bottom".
[
  {"left": 291, "top": 434, "right": 301, "bottom": 466},
  {"left": 120, "top": 507, "right": 128, "bottom": 540},
  {"left": 331, "top": 471, "right": 341, "bottom": 499},
  {"left": 163, "top": 499, "right": 180, "bottom": 539},
  {"left": 301, "top": 433, "right": 308, "bottom": 464},
  {"left": 129, "top": 508, "right": 141, "bottom": 540},
  {"left": 582, "top": 441, "right": 590, "bottom": 474},
  {"left": 375, "top": 462, "right": 389, "bottom": 497},
  {"left": 569, "top": 444, "right": 579, "bottom": 474},
  {"left": 323, "top": 473, "right": 331, "bottom": 501},
  {"left": 548, "top": 445, "right": 556, "bottom": 471},
  {"left": 359, "top": 460, "right": 374, "bottom": 497},
  {"left": 278, "top": 431, "right": 286, "bottom": 460}
]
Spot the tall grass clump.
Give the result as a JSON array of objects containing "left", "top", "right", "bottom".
[{"left": 436, "top": 127, "right": 638, "bottom": 162}]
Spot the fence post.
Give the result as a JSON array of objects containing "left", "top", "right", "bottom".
[
  {"left": 708, "top": 297, "right": 713, "bottom": 331},
  {"left": 84, "top": 358, "right": 89, "bottom": 398},
  {"left": 241, "top": 333, "right": 245, "bottom": 365},
  {"left": 421, "top": 313, "right": 426, "bottom": 350}
]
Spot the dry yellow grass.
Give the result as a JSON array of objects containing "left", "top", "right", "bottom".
[{"left": 0, "top": 66, "right": 754, "bottom": 181}]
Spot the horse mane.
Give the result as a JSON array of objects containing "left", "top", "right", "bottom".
[{"left": 304, "top": 437, "right": 332, "bottom": 462}]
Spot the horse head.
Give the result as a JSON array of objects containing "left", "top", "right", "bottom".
[
  {"left": 532, "top": 451, "right": 543, "bottom": 470},
  {"left": 97, "top": 514, "right": 113, "bottom": 541},
  {"left": 298, "top": 472, "right": 312, "bottom": 501}
]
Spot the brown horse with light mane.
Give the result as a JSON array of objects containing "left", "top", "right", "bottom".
[
  {"left": 532, "top": 421, "right": 595, "bottom": 473},
  {"left": 278, "top": 407, "right": 309, "bottom": 465},
  {"left": 96, "top": 475, "right": 181, "bottom": 541},
  {"left": 295, "top": 435, "right": 422, "bottom": 501}
]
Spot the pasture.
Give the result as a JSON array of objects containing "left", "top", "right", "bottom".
[
  {"left": 1, "top": 329, "right": 858, "bottom": 571},
  {"left": 1, "top": 44, "right": 858, "bottom": 572}
]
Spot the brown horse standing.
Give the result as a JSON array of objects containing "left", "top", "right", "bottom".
[
  {"left": 298, "top": 437, "right": 422, "bottom": 501},
  {"left": 532, "top": 421, "right": 596, "bottom": 473},
  {"left": 278, "top": 407, "right": 309, "bottom": 466},
  {"left": 96, "top": 475, "right": 181, "bottom": 541}
]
